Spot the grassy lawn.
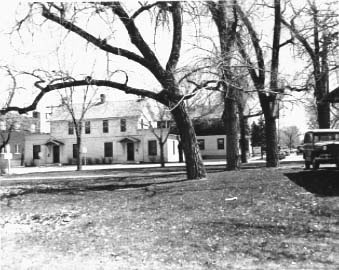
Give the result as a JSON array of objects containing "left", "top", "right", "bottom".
[{"left": 1, "top": 168, "right": 338, "bottom": 270}]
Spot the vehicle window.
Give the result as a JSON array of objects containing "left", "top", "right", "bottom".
[
  {"left": 304, "top": 133, "right": 312, "bottom": 143},
  {"left": 314, "top": 133, "right": 339, "bottom": 142}
]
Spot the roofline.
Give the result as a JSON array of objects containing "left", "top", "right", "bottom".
[
  {"left": 51, "top": 115, "right": 140, "bottom": 122},
  {"left": 305, "top": 129, "right": 339, "bottom": 133}
]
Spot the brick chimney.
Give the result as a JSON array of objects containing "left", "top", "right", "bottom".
[{"left": 100, "top": 94, "right": 106, "bottom": 103}]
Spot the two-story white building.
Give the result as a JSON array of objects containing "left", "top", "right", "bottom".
[{"left": 24, "top": 98, "right": 180, "bottom": 166}]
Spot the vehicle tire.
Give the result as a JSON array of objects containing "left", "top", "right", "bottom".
[
  {"left": 312, "top": 160, "right": 319, "bottom": 170},
  {"left": 305, "top": 161, "right": 311, "bottom": 170}
]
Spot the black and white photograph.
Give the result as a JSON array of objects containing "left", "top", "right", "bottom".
[{"left": 1, "top": 1, "right": 338, "bottom": 269}]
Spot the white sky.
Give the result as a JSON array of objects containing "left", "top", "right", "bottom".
[{"left": 0, "top": 1, "right": 337, "bottom": 134}]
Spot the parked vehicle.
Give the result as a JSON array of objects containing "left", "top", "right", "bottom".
[
  {"left": 290, "top": 148, "right": 298, "bottom": 154},
  {"left": 303, "top": 129, "right": 339, "bottom": 170},
  {"left": 278, "top": 151, "right": 286, "bottom": 160},
  {"left": 281, "top": 148, "right": 290, "bottom": 156}
]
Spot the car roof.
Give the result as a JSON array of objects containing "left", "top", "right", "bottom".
[{"left": 305, "top": 129, "right": 339, "bottom": 133}]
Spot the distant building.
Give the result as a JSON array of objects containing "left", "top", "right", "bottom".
[
  {"left": 24, "top": 99, "right": 180, "bottom": 166},
  {"left": 0, "top": 112, "right": 41, "bottom": 167},
  {"left": 194, "top": 118, "right": 227, "bottom": 159}
]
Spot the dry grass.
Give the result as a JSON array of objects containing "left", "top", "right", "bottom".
[{"left": 1, "top": 167, "right": 338, "bottom": 270}]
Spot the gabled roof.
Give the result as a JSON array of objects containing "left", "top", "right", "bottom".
[
  {"left": 119, "top": 136, "right": 141, "bottom": 143},
  {"left": 50, "top": 99, "right": 148, "bottom": 121},
  {"left": 45, "top": 138, "right": 64, "bottom": 146}
]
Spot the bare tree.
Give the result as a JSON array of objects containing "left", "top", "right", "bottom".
[
  {"left": 0, "top": 113, "right": 39, "bottom": 165},
  {"left": 282, "top": 0, "right": 339, "bottom": 128},
  {"left": 0, "top": 65, "right": 25, "bottom": 153},
  {"left": 56, "top": 79, "right": 101, "bottom": 171},
  {"left": 207, "top": 0, "right": 241, "bottom": 170},
  {"left": 142, "top": 101, "right": 173, "bottom": 168},
  {"left": 235, "top": 0, "right": 282, "bottom": 167},
  {"left": 0, "top": 118, "right": 15, "bottom": 153},
  {"left": 0, "top": 2, "right": 207, "bottom": 179},
  {"left": 280, "top": 125, "right": 300, "bottom": 150}
]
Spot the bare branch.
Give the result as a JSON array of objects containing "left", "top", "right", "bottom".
[
  {"left": 101, "top": 2, "right": 166, "bottom": 81},
  {"left": 130, "top": 2, "right": 161, "bottom": 20},
  {"left": 0, "top": 78, "right": 162, "bottom": 115},
  {"left": 244, "top": 111, "right": 263, "bottom": 119},
  {"left": 281, "top": 18, "right": 315, "bottom": 61},
  {"left": 279, "top": 37, "right": 294, "bottom": 48},
  {"left": 177, "top": 65, "right": 213, "bottom": 84},
  {"left": 235, "top": 3, "right": 265, "bottom": 84},
  {"left": 166, "top": 2, "right": 182, "bottom": 72},
  {"left": 40, "top": 4, "right": 156, "bottom": 76}
]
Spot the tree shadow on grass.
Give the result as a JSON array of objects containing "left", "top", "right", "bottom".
[
  {"left": 285, "top": 169, "right": 339, "bottom": 197},
  {"left": 0, "top": 178, "right": 188, "bottom": 200}
]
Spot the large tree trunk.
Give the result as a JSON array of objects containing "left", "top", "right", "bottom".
[
  {"left": 265, "top": 117, "right": 278, "bottom": 167},
  {"left": 177, "top": 141, "right": 184, "bottom": 163},
  {"left": 317, "top": 102, "right": 331, "bottom": 128},
  {"left": 238, "top": 92, "right": 249, "bottom": 164},
  {"left": 314, "top": 60, "right": 330, "bottom": 128},
  {"left": 171, "top": 103, "right": 206, "bottom": 179},
  {"left": 264, "top": 0, "right": 280, "bottom": 168},
  {"left": 76, "top": 133, "right": 82, "bottom": 171},
  {"left": 209, "top": 0, "right": 239, "bottom": 171},
  {"left": 314, "top": 12, "right": 331, "bottom": 129},
  {"left": 223, "top": 91, "right": 240, "bottom": 170},
  {"left": 239, "top": 114, "right": 249, "bottom": 164},
  {"left": 159, "top": 141, "right": 165, "bottom": 168}
]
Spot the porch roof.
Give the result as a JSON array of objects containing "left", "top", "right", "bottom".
[
  {"left": 45, "top": 138, "right": 64, "bottom": 146},
  {"left": 119, "top": 136, "right": 141, "bottom": 143}
]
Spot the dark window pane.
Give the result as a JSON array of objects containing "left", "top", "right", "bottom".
[
  {"left": 104, "top": 142, "right": 113, "bottom": 157},
  {"left": 197, "top": 139, "right": 205, "bottom": 150},
  {"left": 33, "top": 145, "right": 41, "bottom": 159},
  {"left": 68, "top": 122, "right": 74, "bottom": 135},
  {"left": 148, "top": 140, "right": 157, "bottom": 156},
  {"left": 73, "top": 144, "right": 78, "bottom": 159},
  {"left": 85, "top": 121, "right": 91, "bottom": 134},
  {"left": 103, "top": 120, "right": 109, "bottom": 133},
  {"left": 157, "top": 121, "right": 166, "bottom": 129},
  {"left": 120, "top": 119, "right": 126, "bottom": 132},
  {"left": 217, "top": 138, "right": 225, "bottom": 150}
]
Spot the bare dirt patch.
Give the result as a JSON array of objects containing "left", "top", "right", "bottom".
[{"left": 1, "top": 168, "right": 338, "bottom": 269}]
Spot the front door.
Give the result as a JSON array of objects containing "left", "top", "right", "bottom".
[
  {"left": 53, "top": 145, "right": 60, "bottom": 163},
  {"left": 127, "top": 143, "right": 134, "bottom": 161}
]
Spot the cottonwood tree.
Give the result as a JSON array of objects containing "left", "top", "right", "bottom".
[
  {"left": 238, "top": 92, "right": 261, "bottom": 163},
  {"left": 207, "top": 0, "right": 241, "bottom": 170},
  {"left": 177, "top": 1, "right": 241, "bottom": 170},
  {"left": 282, "top": 1, "right": 339, "bottom": 128},
  {"left": 235, "top": 0, "right": 282, "bottom": 167},
  {"left": 0, "top": 2, "right": 206, "bottom": 179}
]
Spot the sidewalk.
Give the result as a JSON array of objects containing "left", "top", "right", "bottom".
[{"left": 0, "top": 154, "right": 304, "bottom": 180}]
